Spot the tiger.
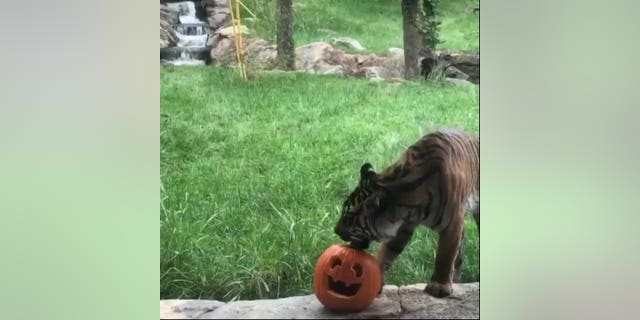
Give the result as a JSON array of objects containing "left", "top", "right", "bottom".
[{"left": 334, "top": 128, "right": 479, "bottom": 298}]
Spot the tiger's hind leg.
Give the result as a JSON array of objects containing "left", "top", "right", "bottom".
[
  {"left": 473, "top": 203, "right": 479, "bottom": 281},
  {"left": 375, "top": 223, "right": 415, "bottom": 294},
  {"left": 452, "top": 229, "right": 464, "bottom": 283},
  {"left": 425, "top": 205, "right": 464, "bottom": 298}
]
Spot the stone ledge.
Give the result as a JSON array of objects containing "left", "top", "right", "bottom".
[{"left": 160, "top": 283, "right": 479, "bottom": 319}]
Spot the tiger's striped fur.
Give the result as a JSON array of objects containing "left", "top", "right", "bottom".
[{"left": 334, "top": 129, "right": 479, "bottom": 298}]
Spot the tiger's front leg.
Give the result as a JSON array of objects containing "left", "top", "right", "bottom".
[
  {"left": 375, "top": 224, "right": 415, "bottom": 294},
  {"left": 425, "top": 207, "right": 464, "bottom": 298}
]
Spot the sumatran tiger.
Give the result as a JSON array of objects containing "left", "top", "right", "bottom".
[{"left": 334, "top": 129, "right": 479, "bottom": 298}]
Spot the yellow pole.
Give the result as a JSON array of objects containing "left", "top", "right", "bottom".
[
  {"left": 227, "top": 0, "right": 247, "bottom": 80},
  {"left": 235, "top": 1, "right": 247, "bottom": 79},
  {"left": 236, "top": 0, "right": 247, "bottom": 80}
]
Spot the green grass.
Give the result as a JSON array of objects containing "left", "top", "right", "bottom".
[
  {"left": 160, "top": 66, "right": 479, "bottom": 301},
  {"left": 241, "top": 0, "right": 479, "bottom": 53}
]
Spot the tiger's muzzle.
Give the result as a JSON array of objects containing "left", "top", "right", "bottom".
[
  {"left": 334, "top": 224, "right": 351, "bottom": 242},
  {"left": 334, "top": 225, "right": 371, "bottom": 250}
]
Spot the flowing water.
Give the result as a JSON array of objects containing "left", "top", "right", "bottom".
[{"left": 161, "top": 1, "right": 210, "bottom": 66}]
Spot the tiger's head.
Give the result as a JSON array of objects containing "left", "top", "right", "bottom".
[{"left": 334, "top": 163, "right": 403, "bottom": 249}]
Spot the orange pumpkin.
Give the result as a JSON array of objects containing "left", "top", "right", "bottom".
[{"left": 312, "top": 244, "right": 381, "bottom": 312}]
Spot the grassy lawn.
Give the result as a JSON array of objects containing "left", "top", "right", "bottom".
[
  {"left": 160, "top": 66, "right": 479, "bottom": 300},
  {"left": 242, "top": 0, "right": 479, "bottom": 53}
]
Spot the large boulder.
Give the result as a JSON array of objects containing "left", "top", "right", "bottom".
[
  {"left": 294, "top": 42, "right": 351, "bottom": 75},
  {"left": 294, "top": 42, "right": 404, "bottom": 79},
  {"left": 200, "top": 0, "right": 231, "bottom": 31},
  {"left": 436, "top": 50, "right": 480, "bottom": 84},
  {"left": 332, "top": 36, "right": 365, "bottom": 51},
  {"left": 211, "top": 36, "right": 277, "bottom": 69},
  {"left": 160, "top": 5, "right": 179, "bottom": 48}
]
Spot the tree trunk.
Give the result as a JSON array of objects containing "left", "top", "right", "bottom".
[
  {"left": 276, "top": 0, "right": 295, "bottom": 70},
  {"left": 401, "top": 0, "right": 425, "bottom": 79}
]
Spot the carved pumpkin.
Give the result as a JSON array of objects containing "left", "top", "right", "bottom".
[{"left": 312, "top": 244, "right": 381, "bottom": 312}]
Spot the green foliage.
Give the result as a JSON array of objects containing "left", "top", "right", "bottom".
[
  {"left": 239, "top": 0, "right": 276, "bottom": 40},
  {"left": 238, "top": 0, "right": 478, "bottom": 53},
  {"left": 418, "top": 0, "right": 442, "bottom": 49},
  {"left": 160, "top": 66, "right": 479, "bottom": 301},
  {"left": 438, "top": 0, "right": 479, "bottom": 51}
]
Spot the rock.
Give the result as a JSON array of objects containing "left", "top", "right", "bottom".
[
  {"left": 160, "top": 299, "right": 225, "bottom": 319},
  {"left": 205, "top": 35, "right": 478, "bottom": 84},
  {"left": 294, "top": 42, "right": 336, "bottom": 72},
  {"left": 295, "top": 42, "right": 372, "bottom": 77},
  {"left": 208, "top": 13, "right": 230, "bottom": 30},
  {"left": 162, "top": 2, "right": 183, "bottom": 15},
  {"left": 215, "top": 25, "right": 250, "bottom": 37},
  {"left": 201, "top": 0, "right": 232, "bottom": 31},
  {"left": 211, "top": 37, "right": 233, "bottom": 61},
  {"left": 444, "top": 66, "right": 471, "bottom": 81},
  {"left": 436, "top": 50, "right": 479, "bottom": 84},
  {"left": 445, "top": 78, "right": 475, "bottom": 86},
  {"left": 355, "top": 54, "right": 404, "bottom": 79},
  {"left": 211, "top": 37, "right": 277, "bottom": 69},
  {"left": 332, "top": 37, "right": 365, "bottom": 51},
  {"left": 361, "top": 66, "right": 385, "bottom": 80},
  {"left": 388, "top": 47, "right": 404, "bottom": 58},
  {"left": 160, "top": 6, "right": 179, "bottom": 48},
  {"left": 354, "top": 285, "right": 402, "bottom": 318},
  {"left": 160, "top": 282, "right": 479, "bottom": 319},
  {"left": 213, "top": 0, "right": 229, "bottom": 6},
  {"left": 437, "top": 50, "right": 479, "bottom": 66},
  {"left": 201, "top": 295, "right": 334, "bottom": 319},
  {"left": 244, "top": 38, "right": 278, "bottom": 68},
  {"left": 201, "top": 285, "right": 402, "bottom": 319},
  {"left": 398, "top": 283, "right": 479, "bottom": 319},
  {"left": 294, "top": 42, "right": 355, "bottom": 75},
  {"left": 206, "top": 32, "right": 222, "bottom": 47},
  {"left": 314, "top": 63, "right": 344, "bottom": 75},
  {"left": 213, "top": 6, "right": 231, "bottom": 15}
]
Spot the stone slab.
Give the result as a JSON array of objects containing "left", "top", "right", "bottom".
[{"left": 160, "top": 282, "right": 479, "bottom": 319}]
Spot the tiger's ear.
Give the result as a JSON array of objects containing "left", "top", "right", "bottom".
[{"left": 360, "top": 163, "right": 377, "bottom": 183}]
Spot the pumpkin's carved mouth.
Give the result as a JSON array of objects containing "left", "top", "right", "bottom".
[{"left": 328, "top": 276, "right": 361, "bottom": 297}]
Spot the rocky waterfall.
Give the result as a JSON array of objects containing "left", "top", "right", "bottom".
[{"left": 160, "top": 1, "right": 211, "bottom": 65}]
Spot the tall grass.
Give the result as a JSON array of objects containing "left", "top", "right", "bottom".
[{"left": 160, "top": 66, "right": 479, "bottom": 300}]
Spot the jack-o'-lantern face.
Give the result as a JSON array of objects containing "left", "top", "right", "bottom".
[
  {"left": 326, "top": 255, "right": 364, "bottom": 297},
  {"left": 312, "top": 244, "right": 381, "bottom": 312}
]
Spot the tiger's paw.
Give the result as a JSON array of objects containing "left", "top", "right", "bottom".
[{"left": 424, "top": 281, "right": 452, "bottom": 298}]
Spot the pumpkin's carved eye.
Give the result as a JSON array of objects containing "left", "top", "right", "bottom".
[
  {"left": 330, "top": 256, "right": 342, "bottom": 269},
  {"left": 352, "top": 264, "right": 363, "bottom": 277}
]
